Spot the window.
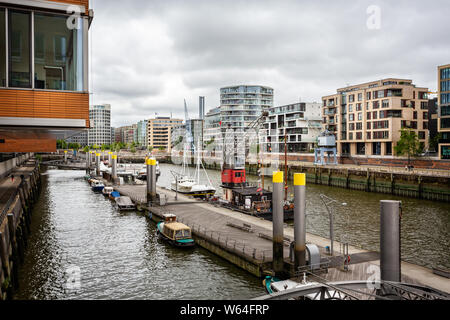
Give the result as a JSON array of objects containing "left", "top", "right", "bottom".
[
  {"left": 377, "top": 90, "right": 385, "bottom": 98},
  {"left": 373, "top": 111, "right": 378, "bottom": 119},
  {"left": 349, "top": 123, "right": 355, "bottom": 130},
  {"left": 356, "top": 132, "right": 362, "bottom": 140},
  {"left": 367, "top": 112, "right": 371, "bottom": 120},
  {"left": 3, "top": 9, "right": 86, "bottom": 91},
  {"left": 367, "top": 122, "right": 371, "bottom": 130},
  {"left": 382, "top": 100, "right": 389, "bottom": 108},
  {"left": 358, "top": 113, "right": 362, "bottom": 121},
  {"left": 385, "top": 142, "right": 392, "bottom": 155},
  {"left": 9, "top": 10, "right": 31, "bottom": 88},
  {"left": 367, "top": 92, "right": 371, "bottom": 100},
  {"left": 349, "top": 104, "right": 353, "bottom": 112},
  {"left": 372, "top": 142, "right": 381, "bottom": 155},
  {"left": 349, "top": 95, "right": 355, "bottom": 103},
  {"left": 349, "top": 114, "right": 354, "bottom": 121},
  {"left": 441, "top": 146, "right": 450, "bottom": 160},
  {"left": 358, "top": 93, "right": 363, "bottom": 101},
  {"left": 373, "top": 101, "right": 379, "bottom": 109},
  {"left": 418, "top": 131, "right": 426, "bottom": 140},
  {"left": 413, "top": 111, "right": 417, "bottom": 119},
  {"left": 0, "top": 9, "right": 5, "bottom": 86},
  {"left": 379, "top": 111, "right": 386, "bottom": 118},
  {"left": 423, "top": 112, "right": 428, "bottom": 119},
  {"left": 367, "top": 132, "right": 371, "bottom": 140},
  {"left": 356, "top": 103, "right": 362, "bottom": 111},
  {"left": 441, "top": 68, "right": 450, "bottom": 80},
  {"left": 423, "top": 121, "right": 428, "bottom": 129},
  {"left": 356, "top": 122, "right": 362, "bottom": 130}
]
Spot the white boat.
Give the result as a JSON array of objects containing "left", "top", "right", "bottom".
[
  {"left": 102, "top": 186, "right": 114, "bottom": 196},
  {"left": 136, "top": 161, "right": 161, "bottom": 181},
  {"left": 90, "top": 180, "right": 105, "bottom": 192},
  {"left": 115, "top": 196, "right": 136, "bottom": 211},
  {"left": 171, "top": 139, "right": 216, "bottom": 198}
]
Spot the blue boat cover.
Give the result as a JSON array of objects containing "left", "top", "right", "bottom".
[{"left": 110, "top": 191, "right": 120, "bottom": 198}]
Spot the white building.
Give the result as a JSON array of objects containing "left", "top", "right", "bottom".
[
  {"left": 263, "top": 102, "right": 322, "bottom": 153},
  {"left": 88, "top": 104, "right": 112, "bottom": 146}
]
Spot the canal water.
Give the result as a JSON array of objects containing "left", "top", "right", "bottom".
[
  {"left": 14, "top": 169, "right": 265, "bottom": 300},
  {"left": 158, "top": 163, "right": 450, "bottom": 271}
]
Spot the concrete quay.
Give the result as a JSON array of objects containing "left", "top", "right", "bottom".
[
  {"left": 112, "top": 183, "right": 450, "bottom": 294},
  {"left": 0, "top": 157, "right": 41, "bottom": 300}
]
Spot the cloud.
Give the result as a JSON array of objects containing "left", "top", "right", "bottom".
[{"left": 88, "top": 0, "right": 450, "bottom": 127}]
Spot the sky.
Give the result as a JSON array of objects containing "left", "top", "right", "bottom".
[{"left": 87, "top": 0, "right": 450, "bottom": 127}]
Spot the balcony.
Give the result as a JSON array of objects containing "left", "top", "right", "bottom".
[{"left": 324, "top": 109, "right": 336, "bottom": 116}]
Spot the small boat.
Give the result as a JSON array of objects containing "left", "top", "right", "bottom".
[
  {"left": 263, "top": 276, "right": 335, "bottom": 300},
  {"left": 136, "top": 162, "right": 161, "bottom": 181},
  {"left": 109, "top": 191, "right": 120, "bottom": 201},
  {"left": 91, "top": 180, "right": 105, "bottom": 192},
  {"left": 102, "top": 186, "right": 114, "bottom": 197},
  {"left": 115, "top": 196, "right": 136, "bottom": 211},
  {"left": 156, "top": 214, "right": 195, "bottom": 248}
]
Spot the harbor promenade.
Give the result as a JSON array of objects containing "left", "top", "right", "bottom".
[{"left": 113, "top": 183, "right": 450, "bottom": 294}]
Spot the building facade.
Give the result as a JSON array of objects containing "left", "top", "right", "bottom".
[
  {"left": 0, "top": 0, "right": 92, "bottom": 152},
  {"left": 87, "top": 104, "right": 111, "bottom": 146},
  {"left": 438, "top": 64, "right": 450, "bottom": 159},
  {"left": 220, "top": 85, "right": 273, "bottom": 131},
  {"left": 136, "top": 120, "right": 148, "bottom": 147},
  {"left": 171, "top": 119, "right": 204, "bottom": 150},
  {"left": 147, "top": 117, "right": 183, "bottom": 151},
  {"left": 322, "top": 79, "right": 429, "bottom": 157},
  {"left": 263, "top": 102, "right": 322, "bottom": 153}
]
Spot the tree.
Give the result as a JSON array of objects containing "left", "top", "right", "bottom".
[
  {"left": 394, "top": 129, "right": 424, "bottom": 166},
  {"left": 158, "top": 146, "right": 166, "bottom": 151},
  {"left": 429, "top": 133, "right": 442, "bottom": 152},
  {"left": 83, "top": 146, "right": 90, "bottom": 153}
]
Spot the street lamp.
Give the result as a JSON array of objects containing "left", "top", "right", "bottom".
[{"left": 320, "top": 194, "right": 347, "bottom": 256}]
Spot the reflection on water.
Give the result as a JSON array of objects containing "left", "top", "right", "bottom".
[
  {"left": 159, "top": 163, "right": 450, "bottom": 270},
  {"left": 14, "top": 169, "right": 264, "bottom": 300}
]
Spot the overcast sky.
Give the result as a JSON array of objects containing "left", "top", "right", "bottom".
[{"left": 88, "top": 0, "right": 450, "bottom": 127}]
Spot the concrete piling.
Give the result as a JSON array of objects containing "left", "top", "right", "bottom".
[
  {"left": 112, "top": 154, "right": 118, "bottom": 182},
  {"left": 146, "top": 158, "right": 157, "bottom": 204},
  {"left": 96, "top": 153, "right": 100, "bottom": 176},
  {"left": 64, "top": 150, "right": 68, "bottom": 163},
  {"left": 108, "top": 152, "right": 112, "bottom": 165},
  {"left": 380, "top": 200, "right": 401, "bottom": 282},
  {"left": 272, "top": 171, "right": 284, "bottom": 276},
  {"left": 293, "top": 173, "right": 306, "bottom": 270}
]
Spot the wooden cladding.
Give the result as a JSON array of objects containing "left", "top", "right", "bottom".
[
  {"left": 0, "top": 89, "right": 89, "bottom": 127},
  {"left": 49, "top": 0, "right": 90, "bottom": 14},
  {"left": 0, "top": 137, "right": 56, "bottom": 152}
]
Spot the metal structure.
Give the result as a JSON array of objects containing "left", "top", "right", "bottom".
[
  {"left": 319, "top": 194, "right": 347, "bottom": 256},
  {"left": 253, "top": 280, "right": 450, "bottom": 300},
  {"left": 314, "top": 130, "right": 337, "bottom": 165}
]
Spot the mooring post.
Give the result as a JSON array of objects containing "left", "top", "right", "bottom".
[
  {"left": 272, "top": 171, "right": 284, "bottom": 276},
  {"left": 112, "top": 154, "right": 118, "bottom": 183},
  {"left": 64, "top": 150, "right": 68, "bottom": 163},
  {"left": 380, "top": 200, "right": 401, "bottom": 282},
  {"left": 86, "top": 151, "right": 91, "bottom": 170},
  {"left": 146, "top": 158, "right": 157, "bottom": 204},
  {"left": 96, "top": 152, "right": 100, "bottom": 176},
  {"left": 294, "top": 173, "right": 306, "bottom": 270},
  {"left": 108, "top": 152, "right": 112, "bottom": 165}
]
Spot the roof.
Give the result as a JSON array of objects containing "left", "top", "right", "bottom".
[
  {"left": 164, "top": 222, "right": 191, "bottom": 231},
  {"left": 232, "top": 187, "right": 271, "bottom": 196}
]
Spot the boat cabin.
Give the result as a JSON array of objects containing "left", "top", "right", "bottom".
[
  {"left": 162, "top": 214, "right": 192, "bottom": 240},
  {"left": 230, "top": 187, "right": 272, "bottom": 211}
]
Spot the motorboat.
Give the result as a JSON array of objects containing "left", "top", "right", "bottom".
[
  {"left": 114, "top": 196, "right": 136, "bottom": 211},
  {"left": 90, "top": 180, "right": 105, "bottom": 192},
  {"left": 156, "top": 214, "right": 195, "bottom": 248},
  {"left": 109, "top": 190, "right": 120, "bottom": 201},
  {"left": 102, "top": 186, "right": 114, "bottom": 197}
]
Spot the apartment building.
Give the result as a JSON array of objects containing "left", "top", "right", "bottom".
[
  {"left": 171, "top": 119, "right": 204, "bottom": 150},
  {"left": 0, "top": 0, "right": 92, "bottom": 152},
  {"left": 438, "top": 64, "right": 450, "bottom": 159},
  {"left": 322, "top": 79, "right": 429, "bottom": 157},
  {"left": 87, "top": 104, "right": 111, "bottom": 146},
  {"left": 263, "top": 102, "right": 322, "bottom": 153},
  {"left": 136, "top": 120, "right": 148, "bottom": 147},
  {"left": 147, "top": 117, "right": 182, "bottom": 151}
]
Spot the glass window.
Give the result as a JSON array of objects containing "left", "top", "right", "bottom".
[
  {"left": 0, "top": 9, "right": 5, "bottom": 86},
  {"left": 34, "top": 12, "right": 84, "bottom": 91},
  {"left": 9, "top": 10, "right": 31, "bottom": 88}
]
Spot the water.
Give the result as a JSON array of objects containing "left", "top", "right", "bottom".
[
  {"left": 159, "top": 163, "right": 450, "bottom": 270},
  {"left": 14, "top": 169, "right": 264, "bottom": 300}
]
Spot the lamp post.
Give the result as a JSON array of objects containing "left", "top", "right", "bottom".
[{"left": 320, "top": 194, "right": 347, "bottom": 256}]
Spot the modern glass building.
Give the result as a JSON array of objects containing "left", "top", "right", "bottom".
[
  {"left": 136, "top": 120, "right": 148, "bottom": 147},
  {"left": 87, "top": 104, "right": 112, "bottom": 146},
  {"left": 220, "top": 85, "right": 274, "bottom": 130},
  {"left": 438, "top": 64, "right": 450, "bottom": 159}
]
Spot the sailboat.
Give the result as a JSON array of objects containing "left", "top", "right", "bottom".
[{"left": 171, "top": 139, "right": 216, "bottom": 198}]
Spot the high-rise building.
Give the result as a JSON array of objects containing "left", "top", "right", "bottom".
[
  {"left": 263, "top": 102, "right": 322, "bottom": 153},
  {"left": 220, "top": 85, "right": 273, "bottom": 131},
  {"left": 136, "top": 120, "right": 148, "bottom": 147},
  {"left": 87, "top": 104, "right": 112, "bottom": 146},
  {"left": 148, "top": 117, "right": 183, "bottom": 151},
  {"left": 322, "top": 79, "right": 429, "bottom": 157},
  {"left": 0, "top": 0, "right": 92, "bottom": 152},
  {"left": 438, "top": 64, "right": 450, "bottom": 159}
]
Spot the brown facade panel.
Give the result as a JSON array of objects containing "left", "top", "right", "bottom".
[
  {"left": 0, "top": 90, "right": 89, "bottom": 126},
  {"left": 0, "top": 138, "right": 56, "bottom": 153}
]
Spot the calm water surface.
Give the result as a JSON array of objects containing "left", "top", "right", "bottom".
[{"left": 14, "top": 169, "right": 264, "bottom": 300}]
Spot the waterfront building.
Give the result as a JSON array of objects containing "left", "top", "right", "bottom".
[
  {"left": 0, "top": 0, "right": 92, "bottom": 152},
  {"left": 136, "top": 120, "right": 148, "bottom": 147},
  {"left": 171, "top": 119, "right": 204, "bottom": 150},
  {"left": 220, "top": 85, "right": 274, "bottom": 130},
  {"left": 87, "top": 104, "right": 112, "bottom": 146},
  {"left": 148, "top": 117, "right": 183, "bottom": 151},
  {"left": 203, "top": 107, "right": 221, "bottom": 147},
  {"left": 322, "top": 79, "right": 429, "bottom": 157},
  {"left": 438, "top": 64, "right": 450, "bottom": 159},
  {"left": 263, "top": 102, "right": 322, "bottom": 153}
]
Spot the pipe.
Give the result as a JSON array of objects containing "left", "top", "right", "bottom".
[
  {"left": 380, "top": 200, "right": 401, "bottom": 282},
  {"left": 272, "top": 171, "right": 284, "bottom": 275},
  {"left": 294, "top": 173, "right": 306, "bottom": 270},
  {"left": 108, "top": 152, "right": 112, "bottom": 165}
]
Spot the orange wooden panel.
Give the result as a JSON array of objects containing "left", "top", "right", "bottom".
[
  {"left": 0, "top": 138, "right": 56, "bottom": 153},
  {"left": 17, "top": 91, "right": 34, "bottom": 118},
  {"left": 0, "top": 91, "right": 17, "bottom": 117}
]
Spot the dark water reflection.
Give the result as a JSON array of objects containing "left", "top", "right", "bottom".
[{"left": 14, "top": 169, "right": 264, "bottom": 300}]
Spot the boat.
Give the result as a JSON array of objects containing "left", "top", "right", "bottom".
[
  {"left": 90, "top": 180, "right": 105, "bottom": 192},
  {"left": 263, "top": 276, "right": 329, "bottom": 300},
  {"left": 109, "top": 190, "right": 120, "bottom": 201},
  {"left": 114, "top": 196, "right": 136, "bottom": 211},
  {"left": 156, "top": 213, "right": 195, "bottom": 248},
  {"left": 170, "top": 139, "right": 216, "bottom": 198},
  {"left": 102, "top": 186, "right": 114, "bottom": 197}
]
